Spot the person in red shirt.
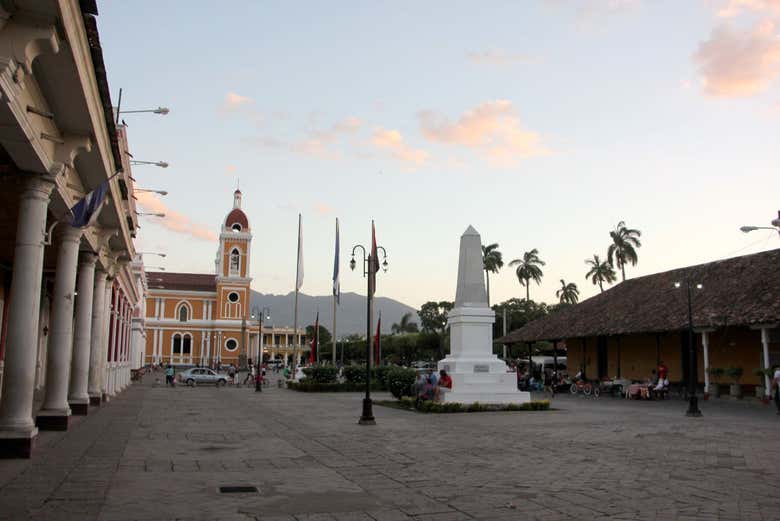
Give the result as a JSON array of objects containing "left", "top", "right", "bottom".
[
  {"left": 435, "top": 369, "right": 453, "bottom": 401},
  {"left": 657, "top": 362, "right": 668, "bottom": 381}
]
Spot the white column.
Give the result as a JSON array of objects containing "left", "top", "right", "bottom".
[
  {"left": 702, "top": 331, "right": 710, "bottom": 396},
  {"left": 67, "top": 253, "right": 97, "bottom": 414},
  {"left": 99, "top": 280, "right": 112, "bottom": 400},
  {"left": 761, "top": 327, "right": 771, "bottom": 397},
  {"left": 0, "top": 175, "right": 55, "bottom": 456},
  {"left": 37, "top": 226, "right": 82, "bottom": 429},
  {"left": 87, "top": 269, "right": 107, "bottom": 404}
]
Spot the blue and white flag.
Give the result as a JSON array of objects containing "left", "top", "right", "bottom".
[
  {"left": 68, "top": 180, "right": 109, "bottom": 228},
  {"left": 332, "top": 218, "right": 340, "bottom": 304}
]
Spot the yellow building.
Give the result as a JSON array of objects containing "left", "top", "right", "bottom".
[{"left": 143, "top": 190, "right": 306, "bottom": 367}]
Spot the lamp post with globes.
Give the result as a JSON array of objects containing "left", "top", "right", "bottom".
[
  {"left": 350, "top": 238, "right": 388, "bottom": 426},
  {"left": 251, "top": 306, "right": 270, "bottom": 392},
  {"left": 674, "top": 280, "right": 703, "bottom": 417},
  {"left": 131, "top": 160, "right": 169, "bottom": 168},
  {"left": 740, "top": 211, "right": 780, "bottom": 236}
]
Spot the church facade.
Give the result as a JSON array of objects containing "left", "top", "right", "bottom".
[{"left": 143, "top": 190, "right": 306, "bottom": 367}]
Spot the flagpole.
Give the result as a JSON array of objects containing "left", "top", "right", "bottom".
[
  {"left": 332, "top": 217, "right": 339, "bottom": 365},
  {"left": 332, "top": 294, "right": 337, "bottom": 365},
  {"left": 292, "top": 213, "right": 302, "bottom": 377}
]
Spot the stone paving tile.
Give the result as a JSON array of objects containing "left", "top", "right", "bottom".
[{"left": 1, "top": 375, "right": 780, "bottom": 520}]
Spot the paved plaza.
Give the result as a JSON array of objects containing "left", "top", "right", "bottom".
[{"left": 1, "top": 374, "right": 779, "bottom": 521}]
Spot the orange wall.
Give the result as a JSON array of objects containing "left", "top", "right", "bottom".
[{"left": 565, "top": 327, "right": 777, "bottom": 385}]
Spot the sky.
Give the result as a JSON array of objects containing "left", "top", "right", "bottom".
[{"left": 98, "top": 0, "right": 780, "bottom": 312}]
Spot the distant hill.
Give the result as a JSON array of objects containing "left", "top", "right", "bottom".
[{"left": 249, "top": 291, "right": 419, "bottom": 337}]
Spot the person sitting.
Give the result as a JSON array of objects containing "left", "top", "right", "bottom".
[
  {"left": 416, "top": 376, "right": 436, "bottom": 407},
  {"left": 413, "top": 372, "right": 427, "bottom": 396},
  {"left": 434, "top": 370, "right": 452, "bottom": 401},
  {"left": 652, "top": 376, "right": 670, "bottom": 398}
]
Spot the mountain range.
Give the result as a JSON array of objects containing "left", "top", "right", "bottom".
[{"left": 249, "top": 291, "right": 419, "bottom": 337}]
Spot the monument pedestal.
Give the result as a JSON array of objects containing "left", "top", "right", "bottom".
[
  {"left": 436, "top": 226, "right": 530, "bottom": 405},
  {"left": 438, "top": 306, "right": 530, "bottom": 405}
]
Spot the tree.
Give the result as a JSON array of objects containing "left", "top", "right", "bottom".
[
  {"left": 305, "top": 324, "right": 331, "bottom": 350},
  {"left": 509, "top": 249, "right": 545, "bottom": 302},
  {"left": 418, "top": 301, "right": 453, "bottom": 334},
  {"left": 607, "top": 221, "right": 642, "bottom": 281},
  {"left": 556, "top": 279, "right": 580, "bottom": 305},
  {"left": 418, "top": 301, "right": 454, "bottom": 360},
  {"left": 584, "top": 254, "right": 617, "bottom": 292},
  {"left": 482, "top": 243, "right": 503, "bottom": 306},
  {"left": 391, "top": 312, "right": 419, "bottom": 334}
]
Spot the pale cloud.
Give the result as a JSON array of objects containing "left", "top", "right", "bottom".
[
  {"left": 418, "top": 100, "right": 548, "bottom": 166},
  {"left": 136, "top": 192, "right": 217, "bottom": 242},
  {"left": 314, "top": 202, "right": 334, "bottom": 216},
  {"left": 225, "top": 164, "right": 237, "bottom": 173},
  {"left": 247, "top": 116, "right": 362, "bottom": 160},
  {"left": 371, "top": 127, "right": 429, "bottom": 166},
  {"left": 717, "top": 0, "right": 780, "bottom": 18},
  {"left": 694, "top": 21, "right": 780, "bottom": 97},
  {"left": 467, "top": 50, "right": 536, "bottom": 65},
  {"left": 221, "top": 91, "right": 254, "bottom": 112}
]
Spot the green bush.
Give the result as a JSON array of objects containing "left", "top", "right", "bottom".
[
  {"left": 373, "top": 365, "right": 391, "bottom": 387},
  {"left": 342, "top": 365, "right": 366, "bottom": 384},
  {"left": 287, "top": 381, "right": 384, "bottom": 392},
  {"left": 725, "top": 366, "right": 743, "bottom": 384},
  {"left": 385, "top": 366, "right": 416, "bottom": 399},
  {"left": 302, "top": 364, "right": 339, "bottom": 383}
]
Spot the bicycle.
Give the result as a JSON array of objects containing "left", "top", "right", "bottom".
[{"left": 569, "top": 379, "right": 600, "bottom": 397}]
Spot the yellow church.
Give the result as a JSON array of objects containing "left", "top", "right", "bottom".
[{"left": 144, "top": 190, "right": 307, "bottom": 367}]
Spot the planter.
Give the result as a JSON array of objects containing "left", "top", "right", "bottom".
[
  {"left": 709, "top": 384, "right": 721, "bottom": 398},
  {"left": 729, "top": 384, "right": 742, "bottom": 399},
  {"left": 755, "top": 385, "right": 766, "bottom": 399}
]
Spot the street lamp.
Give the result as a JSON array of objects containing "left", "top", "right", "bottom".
[
  {"left": 131, "top": 160, "right": 169, "bottom": 168},
  {"left": 120, "top": 107, "right": 170, "bottom": 116},
  {"left": 350, "top": 232, "right": 388, "bottom": 426},
  {"left": 146, "top": 266, "right": 166, "bottom": 271},
  {"left": 740, "top": 211, "right": 780, "bottom": 235},
  {"left": 674, "top": 280, "right": 703, "bottom": 417},
  {"left": 251, "top": 306, "right": 271, "bottom": 392},
  {"left": 137, "top": 251, "right": 166, "bottom": 258},
  {"left": 138, "top": 212, "right": 165, "bottom": 218},
  {"left": 136, "top": 188, "right": 168, "bottom": 196}
]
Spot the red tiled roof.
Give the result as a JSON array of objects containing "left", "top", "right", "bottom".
[
  {"left": 146, "top": 272, "right": 216, "bottom": 292},
  {"left": 225, "top": 208, "right": 248, "bottom": 230},
  {"left": 498, "top": 248, "right": 780, "bottom": 343}
]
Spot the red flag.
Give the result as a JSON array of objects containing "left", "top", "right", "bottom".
[
  {"left": 309, "top": 312, "right": 319, "bottom": 364},
  {"left": 373, "top": 311, "right": 381, "bottom": 366}
]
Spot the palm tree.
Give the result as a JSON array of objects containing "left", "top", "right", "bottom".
[
  {"left": 509, "top": 249, "right": 545, "bottom": 302},
  {"left": 482, "top": 243, "right": 503, "bottom": 306},
  {"left": 391, "top": 312, "right": 418, "bottom": 334},
  {"left": 556, "top": 279, "right": 580, "bottom": 304},
  {"left": 584, "top": 254, "right": 617, "bottom": 292},
  {"left": 607, "top": 221, "right": 642, "bottom": 281}
]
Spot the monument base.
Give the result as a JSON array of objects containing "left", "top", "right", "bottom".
[{"left": 438, "top": 357, "right": 531, "bottom": 405}]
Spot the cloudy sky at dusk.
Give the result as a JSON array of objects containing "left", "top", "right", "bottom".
[{"left": 98, "top": 0, "right": 779, "bottom": 312}]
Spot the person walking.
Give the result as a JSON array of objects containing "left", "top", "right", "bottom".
[
  {"left": 244, "top": 364, "right": 255, "bottom": 386},
  {"left": 165, "top": 364, "right": 175, "bottom": 387}
]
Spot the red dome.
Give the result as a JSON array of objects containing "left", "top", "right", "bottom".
[{"left": 225, "top": 208, "right": 248, "bottom": 230}]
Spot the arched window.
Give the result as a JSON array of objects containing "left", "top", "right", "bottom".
[
  {"left": 182, "top": 334, "right": 192, "bottom": 354},
  {"left": 173, "top": 334, "right": 182, "bottom": 354},
  {"left": 178, "top": 306, "right": 188, "bottom": 322},
  {"left": 229, "top": 248, "right": 240, "bottom": 275},
  {"left": 231, "top": 223, "right": 242, "bottom": 232}
]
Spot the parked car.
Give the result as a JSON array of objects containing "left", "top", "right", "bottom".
[{"left": 179, "top": 368, "right": 227, "bottom": 386}]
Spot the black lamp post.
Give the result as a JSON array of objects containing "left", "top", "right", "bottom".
[
  {"left": 350, "top": 241, "right": 388, "bottom": 426},
  {"left": 675, "top": 280, "right": 702, "bottom": 417},
  {"left": 251, "top": 306, "right": 270, "bottom": 392}
]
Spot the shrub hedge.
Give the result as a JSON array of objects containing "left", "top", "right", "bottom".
[
  {"left": 385, "top": 397, "right": 551, "bottom": 413},
  {"left": 385, "top": 366, "right": 417, "bottom": 399},
  {"left": 302, "top": 364, "right": 339, "bottom": 383},
  {"left": 287, "top": 381, "right": 385, "bottom": 392}
]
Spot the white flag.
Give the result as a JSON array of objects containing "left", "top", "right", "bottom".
[{"left": 295, "top": 213, "right": 304, "bottom": 290}]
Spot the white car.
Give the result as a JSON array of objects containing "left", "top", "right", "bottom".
[{"left": 179, "top": 368, "right": 228, "bottom": 386}]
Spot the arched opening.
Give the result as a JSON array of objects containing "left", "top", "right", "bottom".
[
  {"left": 178, "top": 306, "right": 188, "bottom": 322},
  {"left": 173, "top": 334, "right": 182, "bottom": 359},
  {"left": 229, "top": 248, "right": 240, "bottom": 276},
  {"left": 231, "top": 223, "right": 242, "bottom": 232}
]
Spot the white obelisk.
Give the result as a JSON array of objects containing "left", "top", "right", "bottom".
[{"left": 438, "top": 226, "right": 530, "bottom": 404}]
